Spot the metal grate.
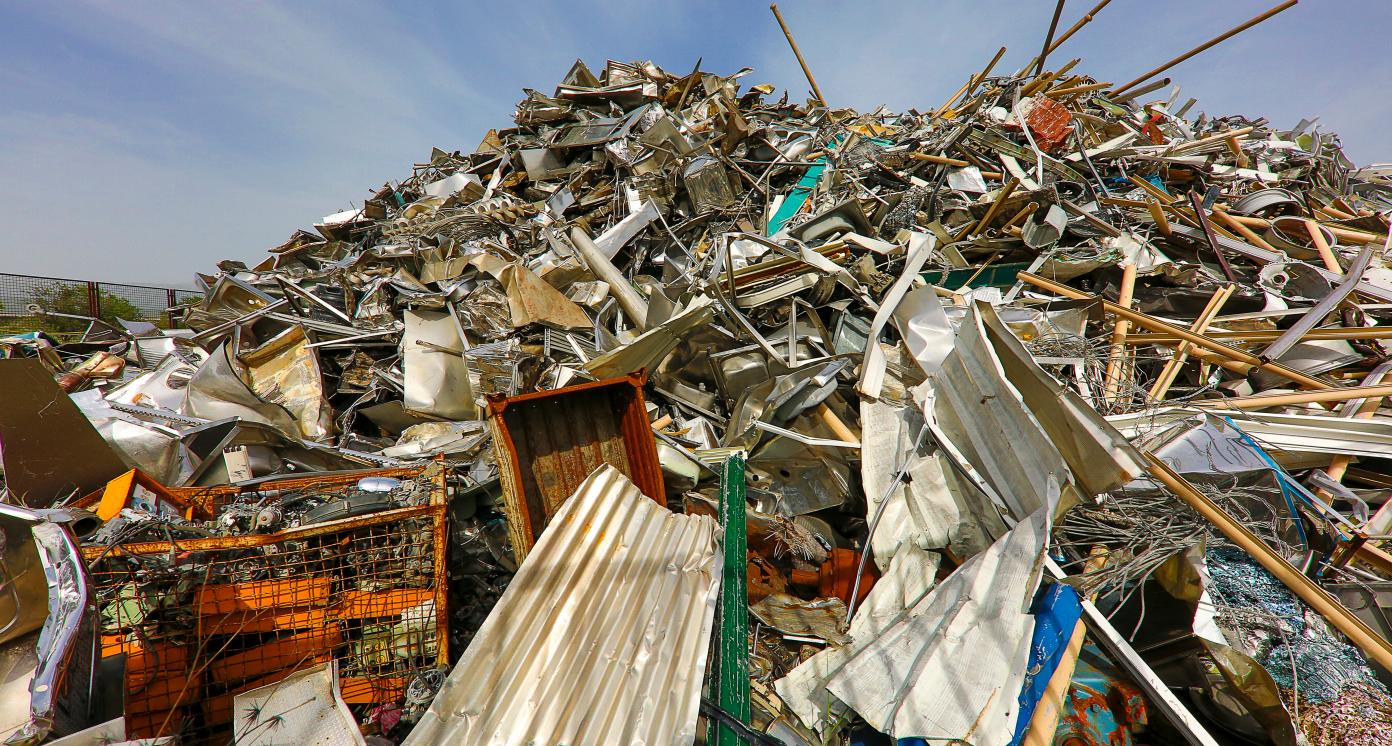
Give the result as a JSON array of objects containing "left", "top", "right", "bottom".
[
  {"left": 0, "top": 271, "right": 201, "bottom": 340},
  {"left": 84, "top": 470, "right": 448, "bottom": 742}
]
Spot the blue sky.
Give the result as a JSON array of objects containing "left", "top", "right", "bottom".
[{"left": 2, "top": 0, "right": 1389, "bottom": 287}]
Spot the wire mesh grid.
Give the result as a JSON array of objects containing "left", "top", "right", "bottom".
[
  {"left": 0, "top": 272, "right": 200, "bottom": 339},
  {"left": 87, "top": 500, "right": 447, "bottom": 741}
]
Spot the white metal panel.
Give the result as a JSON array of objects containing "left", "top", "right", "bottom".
[
  {"left": 404, "top": 465, "right": 720, "bottom": 746},
  {"left": 825, "top": 510, "right": 1047, "bottom": 742}
]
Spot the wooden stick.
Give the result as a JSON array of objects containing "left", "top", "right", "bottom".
[
  {"left": 1210, "top": 207, "right": 1279, "bottom": 253},
  {"left": 1046, "top": 81, "right": 1111, "bottom": 98},
  {"left": 770, "top": 4, "right": 827, "bottom": 106},
  {"left": 1104, "top": 263, "right": 1138, "bottom": 402},
  {"left": 815, "top": 403, "right": 858, "bottom": 443},
  {"left": 1195, "top": 383, "right": 1392, "bottom": 411},
  {"left": 964, "top": 46, "right": 1007, "bottom": 100},
  {"left": 909, "top": 153, "right": 970, "bottom": 168},
  {"left": 1001, "top": 201, "right": 1040, "bottom": 231},
  {"left": 1148, "top": 285, "right": 1234, "bottom": 401},
  {"left": 1127, "top": 174, "right": 1180, "bottom": 204},
  {"left": 1129, "top": 326, "right": 1392, "bottom": 344},
  {"left": 1034, "top": 0, "right": 1069, "bottom": 77},
  {"left": 1110, "top": 1, "right": 1300, "bottom": 97},
  {"left": 970, "top": 178, "right": 1020, "bottom": 235},
  {"left": 1225, "top": 136, "right": 1249, "bottom": 168},
  {"left": 1021, "top": 546, "right": 1111, "bottom": 746},
  {"left": 1323, "top": 373, "right": 1391, "bottom": 489},
  {"left": 1047, "top": 0, "right": 1114, "bottom": 54}
]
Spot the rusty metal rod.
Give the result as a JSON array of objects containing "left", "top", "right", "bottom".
[
  {"left": 1035, "top": 0, "right": 1069, "bottom": 77},
  {"left": 770, "top": 4, "right": 827, "bottom": 106},
  {"left": 1017, "top": 271, "right": 1333, "bottom": 390},
  {"left": 1110, "top": 0, "right": 1299, "bottom": 97}
]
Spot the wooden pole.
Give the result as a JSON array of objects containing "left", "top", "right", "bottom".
[
  {"left": 1017, "top": 271, "right": 1334, "bottom": 390},
  {"left": 1194, "top": 383, "right": 1392, "bottom": 411},
  {"left": 1022, "top": 548, "right": 1110, "bottom": 746},
  {"left": 1321, "top": 369, "right": 1392, "bottom": 493},
  {"left": 770, "top": 4, "right": 827, "bottom": 106},
  {"left": 1306, "top": 219, "right": 1342, "bottom": 273},
  {"left": 1147, "top": 200, "right": 1173, "bottom": 237},
  {"left": 964, "top": 46, "right": 1008, "bottom": 100},
  {"left": 1110, "top": 1, "right": 1300, "bottom": 97},
  {"left": 1145, "top": 454, "right": 1392, "bottom": 673}
]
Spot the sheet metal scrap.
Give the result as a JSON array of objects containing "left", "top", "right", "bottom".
[{"left": 11, "top": 19, "right": 1392, "bottom": 745}]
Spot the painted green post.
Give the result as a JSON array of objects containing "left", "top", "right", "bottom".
[{"left": 716, "top": 452, "right": 749, "bottom": 746}]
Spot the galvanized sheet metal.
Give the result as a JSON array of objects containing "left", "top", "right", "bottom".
[{"left": 405, "top": 465, "right": 719, "bottom": 746}]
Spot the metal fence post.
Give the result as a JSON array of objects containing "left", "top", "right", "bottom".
[{"left": 86, "top": 281, "right": 100, "bottom": 318}]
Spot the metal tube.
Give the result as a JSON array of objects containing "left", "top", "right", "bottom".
[
  {"left": 569, "top": 226, "right": 649, "bottom": 330},
  {"left": 769, "top": 4, "right": 827, "bottom": 106},
  {"left": 1110, "top": 0, "right": 1299, "bottom": 97},
  {"left": 1034, "top": 0, "right": 1069, "bottom": 77},
  {"left": 1047, "top": 0, "right": 1113, "bottom": 54},
  {"left": 1144, "top": 453, "right": 1392, "bottom": 673}
]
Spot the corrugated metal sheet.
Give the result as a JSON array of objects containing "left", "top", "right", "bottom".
[
  {"left": 487, "top": 371, "right": 666, "bottom": 562},
  {"left": 404, "top": 465, "right": 720, "bottom": 746}
]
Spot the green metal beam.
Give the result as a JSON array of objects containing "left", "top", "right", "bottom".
[{"left": 715, "top": 452, "right": 750, "bottom": 746}]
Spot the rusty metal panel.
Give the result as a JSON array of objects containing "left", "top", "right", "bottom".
[{"left": 487, "top": 369, "right": 665, "bottom": 561}]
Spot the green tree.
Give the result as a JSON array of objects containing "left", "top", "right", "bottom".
[{"left": 30, "top": 283, "right": 145, "bottom": 334}]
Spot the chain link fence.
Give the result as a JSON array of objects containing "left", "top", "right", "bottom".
[{"left": 0, "top": 272, "right": 202, "bottom": 340}]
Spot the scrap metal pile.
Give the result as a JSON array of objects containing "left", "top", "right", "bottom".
[{"left": 10, "top": 40, "right": 1392, "bottom": 746}]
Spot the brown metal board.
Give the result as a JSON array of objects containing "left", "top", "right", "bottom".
[
  {"left": 487, "top": 370, "right": 665, "bottom": 561},
  {"left": 0, "top": 358, "right": 128, "bottom": 507}
]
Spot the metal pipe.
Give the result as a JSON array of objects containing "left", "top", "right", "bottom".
[
  {"left": 1047, "top": 0, "right": 1113, "bottom": 54},
  {"left": 770, "top": 4, "right": 826, "bottom": 106},
  {"left": 1144, "top": 453, "right": 1392, "bottom": 673},
  {"left": 1110, "top": 0, "right": 1299, "bottom": 97},
  {"left": 1035, "top": 0, "right": 1069, "bottom": 78},
  {"left": 569, "top": 227, "right": 649, "bottom": 330}
]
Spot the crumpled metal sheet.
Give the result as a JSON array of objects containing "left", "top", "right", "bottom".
[
  {"left": 824, "top": 510, "right": 1046, "bottom": 742},
  {"left": 775, "top": 544, "right": 941, "bottom": 733},
  {"left": 184, "top": 342, "right": 301, "bottom": 437},
  {"left": 404, "top": 465, "right": 719, "bottom": 746},
  {"left": 402, "top": 309, "right": 477, "bottom": 421},
  {"left": 239, "top": 325, "right": 336, "bottom": 442}
]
